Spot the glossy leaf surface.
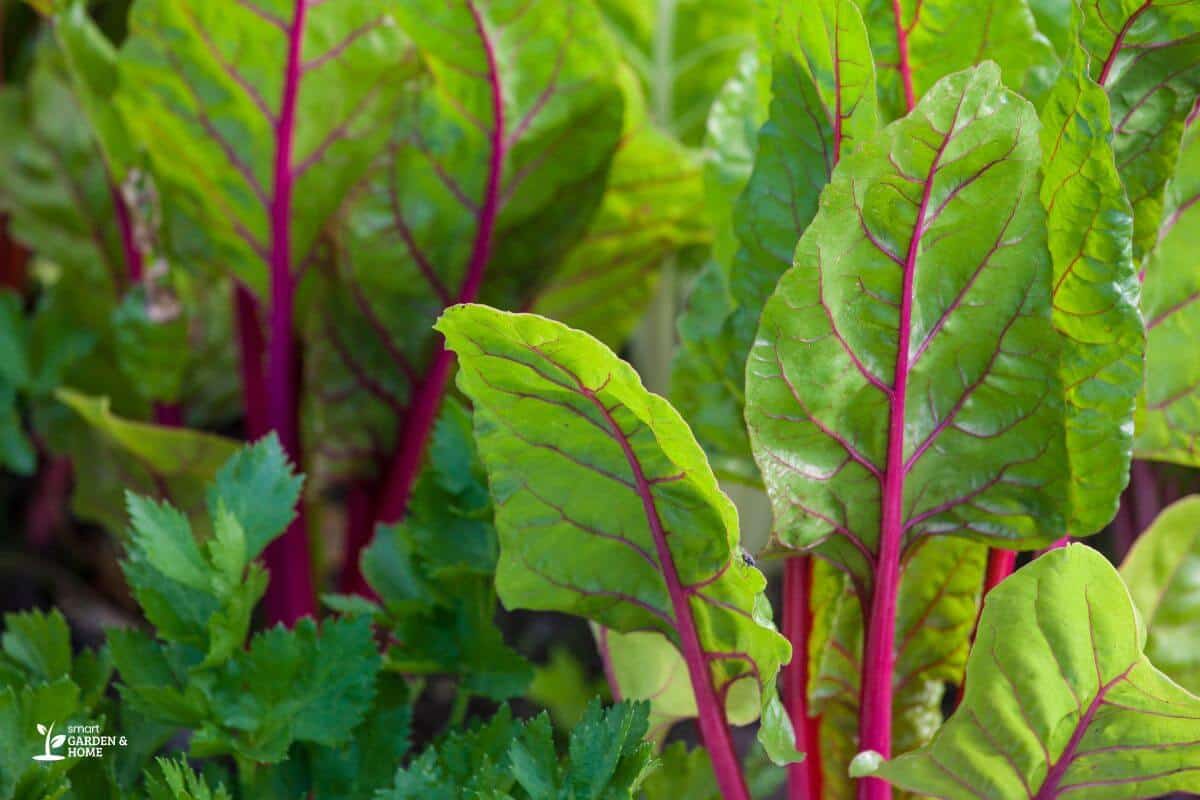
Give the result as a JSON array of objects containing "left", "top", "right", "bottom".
[
  {"left": 746, "top": 64, "right": 1067, "bottom": 587},
  {"left": 875, "top": 545, "right": 1200, "bottom": 799},
  {"left": 1040, "top": 36, "right": 1141, "bottom": 535}
]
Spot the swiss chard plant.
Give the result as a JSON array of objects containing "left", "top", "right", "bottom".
[{"left": 1, "top": 0, "right": 1200, "bottom": 799}]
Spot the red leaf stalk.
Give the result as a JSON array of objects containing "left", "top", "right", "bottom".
[
  {"left": 259, "top": 0, "right": 316, "bottom": 626},
  {"left": 783, "top": 556, "right": 822, "bottom": 800},
  {"left": 366, "top": 1, "right": 504, "bottom": 538}
]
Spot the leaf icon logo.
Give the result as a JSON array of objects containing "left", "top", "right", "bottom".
[{"left": 32, "top": 722, "right": 65, "bottom": 762}]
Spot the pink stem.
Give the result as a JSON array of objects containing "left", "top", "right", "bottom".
[
  {"left": 111, "top": 182, "right": 142, "bottom": 285},
  {"left": 338, "top": 481, "right": 378, "bottom": 598},
  {"left": 597, "top": 626, "right": 622, "bottom": 702},
  {"left": 959, "top": 548, "right": 1018, "bottom": 706},
  {"left": 858, "top": 111, "right": 950, "bottom": 800},
  {"left": 26, "top": 455, "right": 72, "bottom": 549},
  {"left": 890, "top": 0, "right": 915, "bottom": 112},
  {"left": 784, "top": 556, "right": 822, "bottom": 800},
  {"left": 234, "top": 283, "right": 268, "bottom": 439},
  {"left": 153, "top": 403, "right": 184, "bottom": 427},
  {"left": 1128, "top": 460, "right": 1160, "bottom": 534},
  {"left": 259, "top": 0, "right": 315, "bottom": 626},
  {"left": 369, "top": 0, "right": 504, "bottom": 536},
  {"left": 581, "top": 385, "right": 749, "bottom": 800}
]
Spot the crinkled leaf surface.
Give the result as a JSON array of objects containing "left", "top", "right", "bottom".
[
  {"left": 306, "top": 0, "right": 624, "bottom": 486},
  {"left": 116, "top": 0, "right": 415, "bottom": 294},
  {"left": 875, "top": 545, "right": 1200, "bottom": 799},
  {"left": 1040, "top": 36, "right": 1141, "bottom": 535},
  {"left": 1137, "top": 120, "right": 1200, "bottom": 466},
  {"left": 746, "top": 64, "right": 1067, "bottom": 590},
  {"left": 856, "top": 0, "right": 1053, "bottom": 119},
  {"left": 438, "top": 305, "right": 793, "bottom": 756},
  {"left": 1120, "top": 496, "right": 1200, "bottom": 694},
  {"left": 1080, "top": 0, "right": 1200, "bottom": 260}
]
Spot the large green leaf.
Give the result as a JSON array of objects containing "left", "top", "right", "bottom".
[
  {"left": 116, "top": 0, "right": 415, "bottom": 295},
  {"left": 305, "top": 0, "right": 624, "bottom": 487},
  {"left": 1120, "top": 496, "right": 1200, "bottom": 694},
  {"left": 855, "top": 0, "right": 1053, "bottom": 119},
  {"left": 673, "top": 0, "right": 877, "bottom": 484},
  {"left": 746, "top": 64, "right": 1067, "bottom": 590},
  {"left": 595, "top": 0, "right": 756, "bottom": 143},
  {"left": 1137, "top": 120, "right": 1200, "bottom": 465},
  {"left": 1040, "top": 34, "right": 1142, "bottom": 535},
  {"left": 874, "top": 545, "right": 1200, "bottom": 799},
  {"left": 1079, "top": 0, "right": 1200, "bottom": 260},
  {"left": 438, "top": 304, "right": 794, "bottom": 762}
]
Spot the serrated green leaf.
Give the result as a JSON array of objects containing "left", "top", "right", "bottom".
[
  {"left": 205, "top": 434, "right": 302, "bottom": 561},
  {"left": 194, "top": 616, "right": 381, "bottom": 763},
  {"left": 438, "top": 305, "right": 794, "bottom": 761},
  {"left": 746, "top": 64, "right": 1067, "bottom": 593},
  {"left": 145, "top": 758, "right": 231, "bottom": 800},
  {"left": 126, "top": 493, "right": 210, "bottom": 592},
  {"left": 1079, "top": 0, "right": 1200, "bottom": 261},
  {"left": 1137, "top": 121, "right": 1200, "bottom": 466},
  {"left": 1120, "top": 495, "right": 1200, "bottom": 694},
  {"left": 1, "top": 609, "right": 71, "bottom": 685},
  {"left": 1040, "top": 32, "right": 1142, "bottom": 536},
  {"left": 876, "top": 545, "right": 1200, "bottom": 799}
]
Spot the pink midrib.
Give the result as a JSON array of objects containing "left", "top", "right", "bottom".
[
  {"left": 1033, "top": 666, "right": 1132, "bottom": 799},
  {"left": 890, "top": 0, "right": 916, "bottom": 112},
  {"left": 1098, "top": 0, "right": 1153, "bottom": 87},
  {"left": 373, "top": 1, "right": 505, "bottom": 526},
  {"left": 583, "top": 387, "right": 750, "bottom": 800},
  {"left": 260, "top": 0, "right": 315, "bottom": 625},
  {"left": 858, "top": 116, "right": 952, "bottom": 800}
]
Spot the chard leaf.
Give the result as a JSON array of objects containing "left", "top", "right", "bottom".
[
  {"left": 856, "top": 0, "right": 1052, "bottom": 119},
  {"left": 746, "top": 63, "right": 1067, "bottom": 592},
  {"left": 532, "top": 69, "right": 708, "bottom": 348},
  {"left": 437, "top": 305, "right": 795, "bottom": 763},
  {"left": 673, "top": 0, "right": 877, "bottom": 483},
  {"left": 808, "top": 540, "right": 985, "bottom": 798},
  {"left": 875, "top": 544, "right": 1200, "bottom": 799},
  {"left": 1079, "top": 0, "right": 1200, "bottom": 260},
  {"left": 1137, "top": 120, "right": 1200, "bottom": 465},
  {"left": 594, "top": 0, "right": 757, "bottom": 142},
  {"left": 1040, "top": 33, "right": 1142, "bottom": 534},
  {"left": 117, "top": 0, "right": 415, "bottom": 294},
  {"left": 308, "top": 0, "right": 624, "bottom": 491},
  {"left": 1119, "top": 496, "right": 1200, "bottom": 694}
]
